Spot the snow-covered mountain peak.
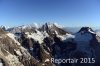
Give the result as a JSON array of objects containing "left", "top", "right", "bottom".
[
  {"left": 43, "top": 22, "right": 63, "bottom": 28},
  {"left": 43, "top": 22, "right": 55, "bottom": 28},
  {"left": 1, "top": 24, "right": 100, "bottom": 66},
  {"left": 0, "top": 25, "right": 10, "bottom": 30},
  {"left": 74, "top": 27, "right": 96, "bottom": 42},
  {"left": 78, "top": 27, "right": 95, "bottom": 34},
  {"left": 54, "top": 22, "right": 64, "bottom": 28}
]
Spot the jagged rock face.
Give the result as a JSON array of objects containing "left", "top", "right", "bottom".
[
  {"left": 75, "top": 27, "right": 98, "bottom": 43},
  {"left": 75, "top": 27, "right": 99, "bottom": 47},
  {"left": 70, "top": 27, "right": 100, "bottom": 66},
  {"left": 0, "top": 30, "right": 39, "bottom": 66},
  {"left": 0, "top": 26, "right": 6, "bottom": 31},
  {"left": 0, "top": 28, "right": 6, "bottom": 34},
  {"left": 78, "top": 27, "right": 93, "bottom": 33},
  {"left": 39, "top": 23, "right": 67, "bottom": 36},
  {"left": 18, "top": 32, "right": 55, "bottom": 66},
  {"left": 0, "top": 24, "right": 73, "bottom": 66},
  {"left": 1, "top": 24, "right": 100, "bottom": 66}
]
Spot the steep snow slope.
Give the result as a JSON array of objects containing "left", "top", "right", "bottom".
[
  {"left": 1, "top": 23, "right": 100, "bottom": 66},
  {"left": 26, "top": 30, "right": 46, "bottom": 44},
  {"left": 69, "top": 27, "right": 99, "bottom": 61},
  {"left": 0, "top": 29, "right": 39, "bottom": 66},
  {"left": 7, "top": 33, "right": 21, "bottom": 45},
  {"left": 55, "top": 30, "right": 75, "bottom": 41}
]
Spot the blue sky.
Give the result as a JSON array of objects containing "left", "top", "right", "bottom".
[{"left": 0, "top": 0, "right": 100, "bottom": 27}]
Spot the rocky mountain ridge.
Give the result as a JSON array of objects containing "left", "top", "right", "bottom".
[{"left": 0, "top": 23, "right": 100, "bottom": 66}]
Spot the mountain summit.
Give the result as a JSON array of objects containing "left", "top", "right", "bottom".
[{"left": 0, "top": 23, "right": 100, "bottom": 66}]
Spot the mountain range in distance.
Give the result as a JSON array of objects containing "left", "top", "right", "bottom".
[
  {"left": 0, "top": 22, "right": 100, "bottom": 66},
  {"left": 1, "top": 22, "right": 100, "bottom": 34}
]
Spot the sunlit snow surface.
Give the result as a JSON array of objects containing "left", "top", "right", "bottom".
[
  {"left": 7, "top": 33, "right": 21, "bottom": 45},
  {"left": 26, "top": 30, "right": 48, "bottom": 44}
]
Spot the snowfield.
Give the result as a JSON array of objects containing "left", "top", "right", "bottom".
[{"left": 7, "top": 33, "right": 21, "bottom": 45}]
